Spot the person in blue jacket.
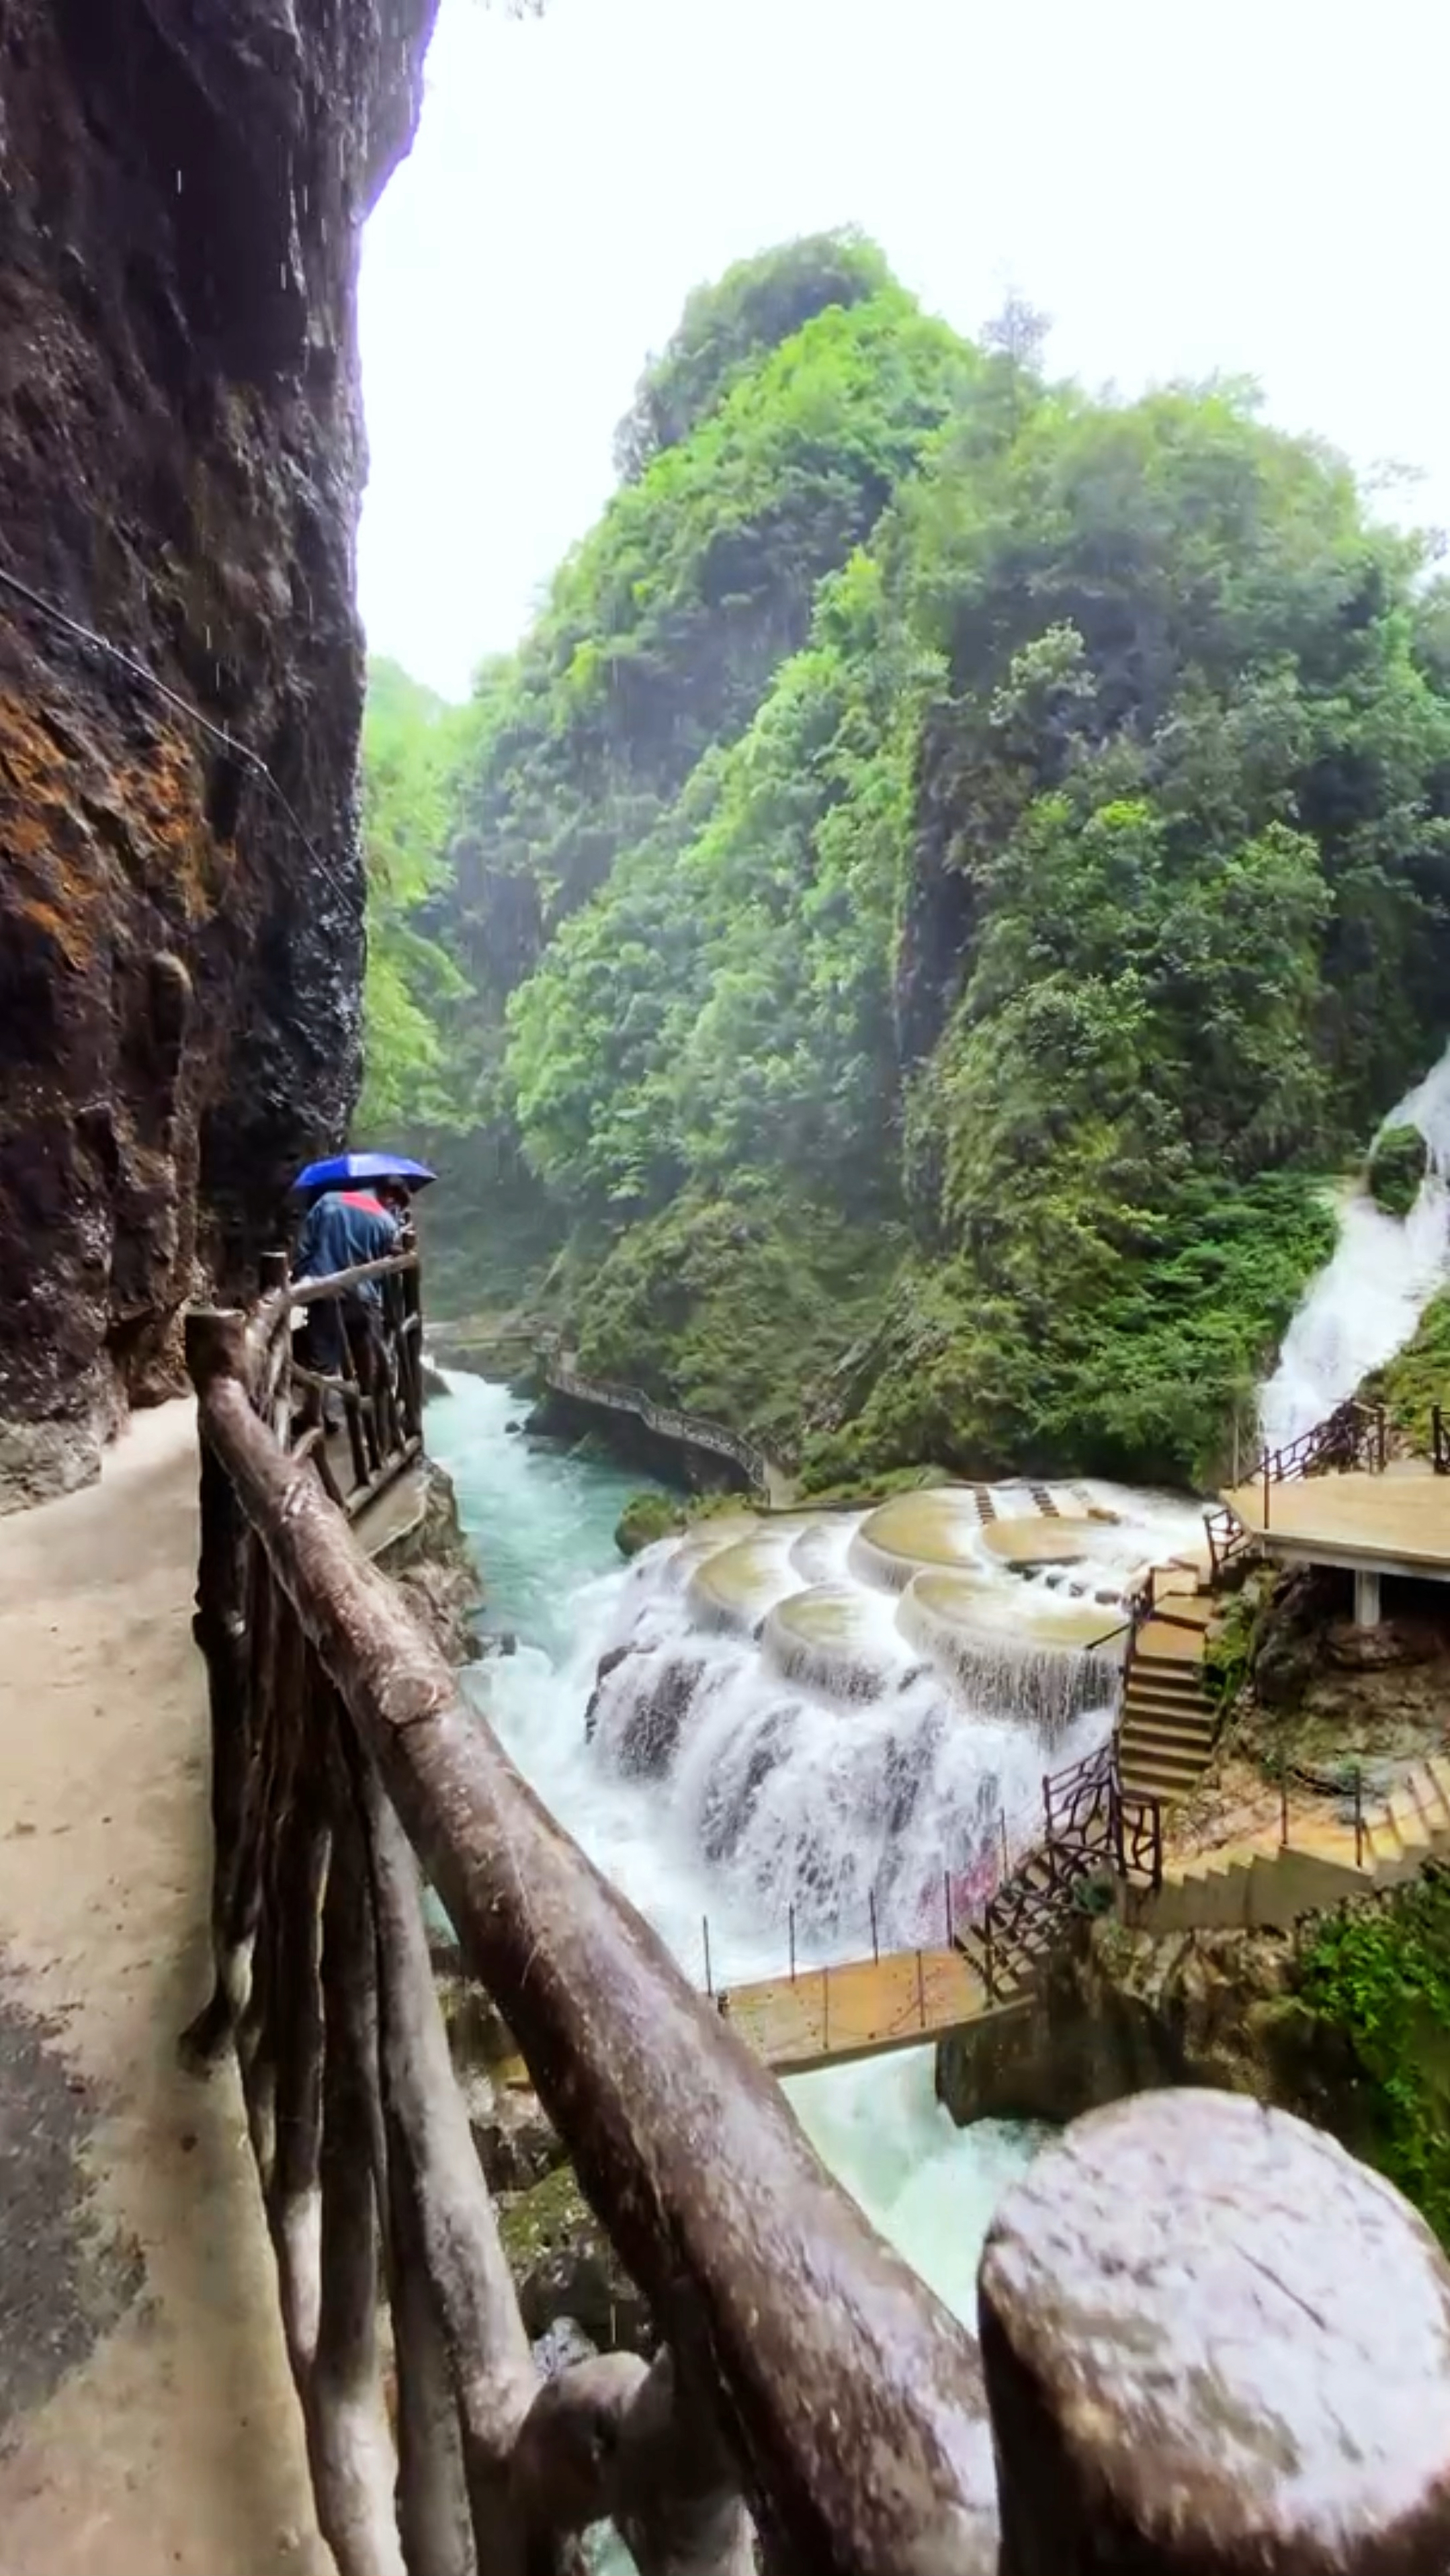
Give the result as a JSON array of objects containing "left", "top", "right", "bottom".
[{"left": 292, "top": 1180, "right": 411, "bottom": 1390}]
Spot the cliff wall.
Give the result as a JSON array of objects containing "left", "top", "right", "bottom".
[{"left": 0, "top": 0, "right": 438, "bottom": 1506}]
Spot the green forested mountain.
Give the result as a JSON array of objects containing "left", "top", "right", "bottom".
[
  {"left": 361, "top": 232, "right": 1450, "bottom": 1486},
  {"left": 355, "top": 657, "right": 472, "bottom": 1132}
]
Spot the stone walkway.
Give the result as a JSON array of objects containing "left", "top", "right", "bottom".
[{"left": 0, "top": 1402, "right": 324, "bottom": 2574}]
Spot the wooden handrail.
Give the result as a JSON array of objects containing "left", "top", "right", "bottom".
[
  {"left": 274, "top": 1248, "right": 425, "bottom": 1520},
  {"left": 289, "top": 1249, "right": 421, "bottom": 1306}
]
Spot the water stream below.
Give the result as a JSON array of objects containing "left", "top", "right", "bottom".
[{"left": 426, "top": 1371, "right": 1200, "bottom": 2326}]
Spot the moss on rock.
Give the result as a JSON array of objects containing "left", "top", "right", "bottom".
[
  {"left": 1367, "top": 1121, "right": 1428, "bottom": 1219},
  {"left": 498, "top": 2163, "right": 652, "bottom": 2355},
  {"left": 939, "top": 1879, "right": 1450, "bottom": 2251},
  {"left": 1365, "top": 1287, "right": 1450, "bottom": 1458},
  {"left": 614, "top": 1491, "right": 687, "bottom": 1557}
]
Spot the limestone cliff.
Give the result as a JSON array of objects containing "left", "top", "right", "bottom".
[{"left": 0, "top": 0, "right": 439, "bottom": 1508}]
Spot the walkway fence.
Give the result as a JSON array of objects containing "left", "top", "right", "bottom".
[
  {"left": 272, "top": 1246, "right": 425, "bottom": 1518},
  {"left": 182, "top": 1282, "right": 1447, "bottom": 2575},
  {"left": 537, "top": 1332, "right": 783, "bottom": 1500},
  {"left": 1205, "top": 1398, "right": 1390, "bottom": 1576}
]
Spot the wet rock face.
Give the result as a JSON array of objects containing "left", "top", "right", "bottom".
[{"left": 0, "top": 0, "right": 439, "bottom": 1508}]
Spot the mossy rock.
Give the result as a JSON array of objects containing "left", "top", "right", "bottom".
[
  {"left": 614, "top": 1490, "right": 687, "bottom": 1557},
  {"left": 1365, "top": 1287, "right": 1450, "bottom": 1456},
  {"left": 1367, "top": 1121, "right": 1427, "bottom": 1219},
  {"left": 498, "top": 2163, "right": 652, "bottom": 2355}
]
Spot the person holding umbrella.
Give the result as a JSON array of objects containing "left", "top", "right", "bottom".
[{"left": 291, "top": 1151, "right": 435, "bottom": 1407}]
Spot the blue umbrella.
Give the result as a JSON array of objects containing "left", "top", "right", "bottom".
[{"left": 294, "top": 1150, "right": 437, "bottom": 1193}]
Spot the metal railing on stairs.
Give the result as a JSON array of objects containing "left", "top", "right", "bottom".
[
  {"left": 1272, "top": 1756, "right": 1370, "bottom": 1869},
  {"left": 972, "top": 1742, "right": 1164, "bottom": 2003}
]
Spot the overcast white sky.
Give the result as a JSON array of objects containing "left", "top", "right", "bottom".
[{"left": 357, "top": 0, "right": 1449, "bottom": 702}]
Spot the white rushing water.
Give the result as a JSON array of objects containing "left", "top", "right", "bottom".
[
  {"left": 426, "top": 1370, "right": 1199, "bottom": 2326},
  {"left": 1260, "top": 1041, "right": 1450, "bottom": 1451}
]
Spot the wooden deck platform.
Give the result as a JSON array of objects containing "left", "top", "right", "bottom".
[
  {"left": 720, "top": 1945, "right": 1004, "bottom": 2075},
  {"left": 1224, "top": 1462, "right": 1450, "bottom": 1580}
]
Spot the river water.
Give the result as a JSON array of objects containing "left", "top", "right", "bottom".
[{"left": 425, "top": 1371, "right": 1203, "bottom": 2322}]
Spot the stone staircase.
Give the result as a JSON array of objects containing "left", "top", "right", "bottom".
[{"left": 1124, "top": 1755, "right": 1450, "bottom": 1934}]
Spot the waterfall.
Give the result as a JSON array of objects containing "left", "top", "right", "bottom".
[
  {"left": 1260, "top": 1041, "right": 1450, "bottom": 1451},
  {"left": 575, "top": 1482, "right": 1197, "bottom": 1972},
  {"left": 423, "top": 1369, "right": 1198, "bottom": 2405}
]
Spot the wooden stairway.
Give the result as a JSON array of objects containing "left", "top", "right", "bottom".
[{"left": 1116, "top": 1585, "right": 1216, "bottom": 1804}]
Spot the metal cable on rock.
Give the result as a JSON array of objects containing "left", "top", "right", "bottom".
[{"left": 0, "top": 560, "right": 353, "bottom": 900}]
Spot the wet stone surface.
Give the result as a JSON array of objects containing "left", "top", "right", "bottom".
[
  {"left": 981, "top": 2086, "right": 1450, "bottom": 2571},
  {"left": 0, "top": 1969, "right": 144, "bottom": 2444}
]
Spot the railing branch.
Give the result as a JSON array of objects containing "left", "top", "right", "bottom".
[{"left": 362, "top": 1773, "right": 540, "bottom": 2558}]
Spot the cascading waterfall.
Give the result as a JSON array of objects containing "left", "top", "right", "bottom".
[
  {"left": 423, "top": 1369, "right": 1204, "bottom": 2380},
  {"left": 429, "top": 1369, "right": 1201, "bottom": 1985},
  {"left": 1261, "top": 1040, "right": 1450, "bottom": 1450},
  {"left": 574, "top": 1476, "right": 1211, "bottom": 1965}
]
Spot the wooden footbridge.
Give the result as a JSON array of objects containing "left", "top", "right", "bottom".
[{"left": 714, "top": 1739, "right": 1166, "bottom": 2074}]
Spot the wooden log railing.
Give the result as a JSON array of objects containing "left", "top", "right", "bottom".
[
  {"left": 185, "top": 1297, "right": 1450, "bottom": 2575},
  {"left": 279, "top": 1247, "right": 427, "bottom": 1520}
]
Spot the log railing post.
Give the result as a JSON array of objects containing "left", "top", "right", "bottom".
[
  {"left": 980, "top": 2088, "right": 1450, "bottom": 2573},
  {"left": 310, "top": 1735, "right": 404, "bottom": 2576},
  {"left": 182, "top": 1320, "right": 257, "bottom": 2063}
]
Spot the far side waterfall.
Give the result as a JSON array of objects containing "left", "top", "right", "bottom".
[{"left": 1260, "top": 1043, "right": 1450, "bottom": 1451}]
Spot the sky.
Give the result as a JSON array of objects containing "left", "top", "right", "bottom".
[{"left": 357, "top": 0, "right": 1449, "bottom": 702}]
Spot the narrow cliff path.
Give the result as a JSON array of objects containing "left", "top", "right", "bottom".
[{"left": 0, "top": 1404, "right": 325, "bottom": 2574}]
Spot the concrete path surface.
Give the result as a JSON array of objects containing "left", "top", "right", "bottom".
[{"left": 0, "top": 1402, "right": 325, "bottom": 2574}]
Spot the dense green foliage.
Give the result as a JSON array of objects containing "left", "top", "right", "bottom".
[
  {"left": 355, "top": 659, "right": 472, "bottom": 1134},
  {"left": 1368, "top": 1288, "right": 1450, "bottom": 1454},
  {"left": 613, "top": 1492, "right": 687, "bottom": 1558},
  {"left": 1299, "top": 1874, "right": 1450, "bottom": 2245},
  {"left": 358, "top": 232, "right": 1450, "bottom": 1482}
]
